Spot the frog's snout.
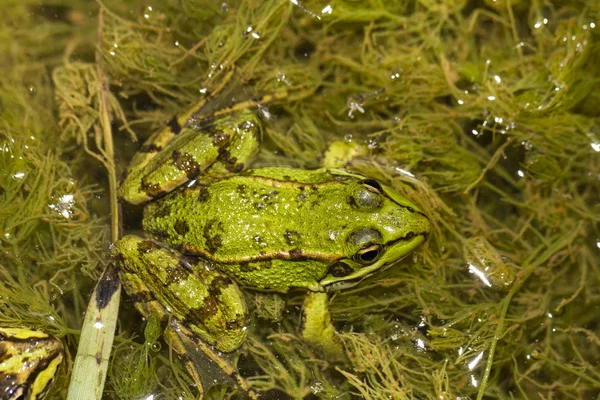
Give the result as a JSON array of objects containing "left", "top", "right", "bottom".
[{"left": 384, "top": 206, "right": 431, "bottom": 241}]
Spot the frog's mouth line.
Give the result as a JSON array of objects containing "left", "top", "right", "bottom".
[{"left": 322, "top": 231, "right": 429, "bottom": 292}]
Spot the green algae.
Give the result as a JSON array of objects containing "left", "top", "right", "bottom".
[{"left": 1, "top": 0, "right": 599, "bottom": 398}]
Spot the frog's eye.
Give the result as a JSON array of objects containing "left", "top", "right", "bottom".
[
  {"left": 349, "top": 228, "right": 382, "bottom": 247},
  {"left": 349, "top": 228, "right": 383, "bottom": 265},
  {"left": 353, "top": 244, "right": 383, "bottom": 265},
  {"left": 359, "top": 179, "right": 382, "bottom": 194}
]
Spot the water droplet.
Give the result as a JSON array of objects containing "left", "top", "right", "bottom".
[
  {"left": 321, "top": 5, "right": 332, "bottom": 15},
  {"left": 367, "top": 139, "right": 378, "bottom": 149},
  {"left": 310, "top": 381, "right": 324, "bottom": 393}
]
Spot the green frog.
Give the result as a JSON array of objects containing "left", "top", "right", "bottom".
[{"left": 115, "top": 88, "right": 431, "bottom": 396}]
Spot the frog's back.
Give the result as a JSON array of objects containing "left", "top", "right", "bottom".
[
  {"left": 142, "top": 167, "right": 429, "bottom": 291},
  {"left": 142, "top": 168, "right": 348, "bottom": 288}
]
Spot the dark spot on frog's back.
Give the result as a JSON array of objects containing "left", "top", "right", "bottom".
[
  {"left": 205, "top": 233, "right": 223, "bottom": 254},
  {"left": 236, "top": 184, "right": 247, "bottom": 196},
  {"left": 172, "top": 150, "right": 201, "bottom": 179},
  {"left": 238, "top": 262, "right": 250, "bottom": 272},
  {"left": 203, "top": 219, "right": 224, "bottom": 254},
  {"left": 174, "top": 219, "right": 190, "bottom": 235},
  {"left": 239, "top": 261, "right": 263, "bottom": 272},
  {"left": 283, "top": 230, "right": 302, "bottom": 246},
  {"left": 229, "top": 162, "right": 245, "bottom": 173}
]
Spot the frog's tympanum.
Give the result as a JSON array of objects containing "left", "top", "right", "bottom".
[
  {"left": 116, "top": 89, "right": 431, "bottom": 396},
  {"left": 0, "top": 327, "right": 64, "bottom": 400}
]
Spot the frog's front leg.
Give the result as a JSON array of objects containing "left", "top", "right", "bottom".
[
  {"left": 299, "top": 292, "right": 345, "bottom": 361},
  {"left": 115, "top": 235, "right": 255, "bottom": 397},
  {"left": 119, "top": 109, "right": 262, "bottom": 205}
]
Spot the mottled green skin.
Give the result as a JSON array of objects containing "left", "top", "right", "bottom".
[
  {"left": 143, "top": 167, "right": 430, "bottom": 292},
  {"left": 116, "top": 107, "right": 431, "bottom": 357},
  {"left": 117, "top": 236, "right": 247, "bottom": 352},
  {"left": 119, "top": 109, "right": 261, "bottom": 205}
]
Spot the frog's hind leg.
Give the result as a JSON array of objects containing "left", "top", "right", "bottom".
[
  {"left": 116, "top": 235, "right": 256, "bottom": 398},
  {"left": 119, "top": 73, "right": 264, "bottom": 205},
  {"left": 119, "top": 106, "right": 262, "bottom": 205}
]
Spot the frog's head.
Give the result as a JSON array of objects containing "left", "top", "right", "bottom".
[{"left": 320, "top": 178, "right": 431, "bottom": 291}]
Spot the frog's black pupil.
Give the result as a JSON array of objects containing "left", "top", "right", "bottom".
[
  {"left": 358, "top": 245, "right": 381, "bottom": 263},
  {"left": 360, "top": 249, "right": 378, "bottom": 262},
  {"left": 406, "top": 231, "right": 415, "bottom": 239},
  {"left": 361, "top": 179, "right": 382, "bottom": 192}
]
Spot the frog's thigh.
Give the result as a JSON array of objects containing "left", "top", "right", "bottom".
[
  {"left": 120, "top": 109, "right": 262, "bottom": 205},
  {"left": 116, "top": 235, "right": 248, "bottom": 352},
  {"left": 299, "top": 292, "right": 345, "bottom": 360}
]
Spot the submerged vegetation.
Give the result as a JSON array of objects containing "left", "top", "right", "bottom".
[{"left": 1, "top": 0, "right": 599, "bottom": 398}]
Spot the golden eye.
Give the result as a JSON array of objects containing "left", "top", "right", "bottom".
[{"left": 353, "top": 244, "right": 383, "bottom": 264}]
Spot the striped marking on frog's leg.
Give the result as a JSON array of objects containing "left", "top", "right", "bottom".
[
  {"left": 166, "top": 321, "right": 258, "bottom": 400},
  {"left": 197, "top": 113, "right": 263, "bottom": 182},
  {"left": 117, "top": 236, "right": 249, "bottom": 351}
]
